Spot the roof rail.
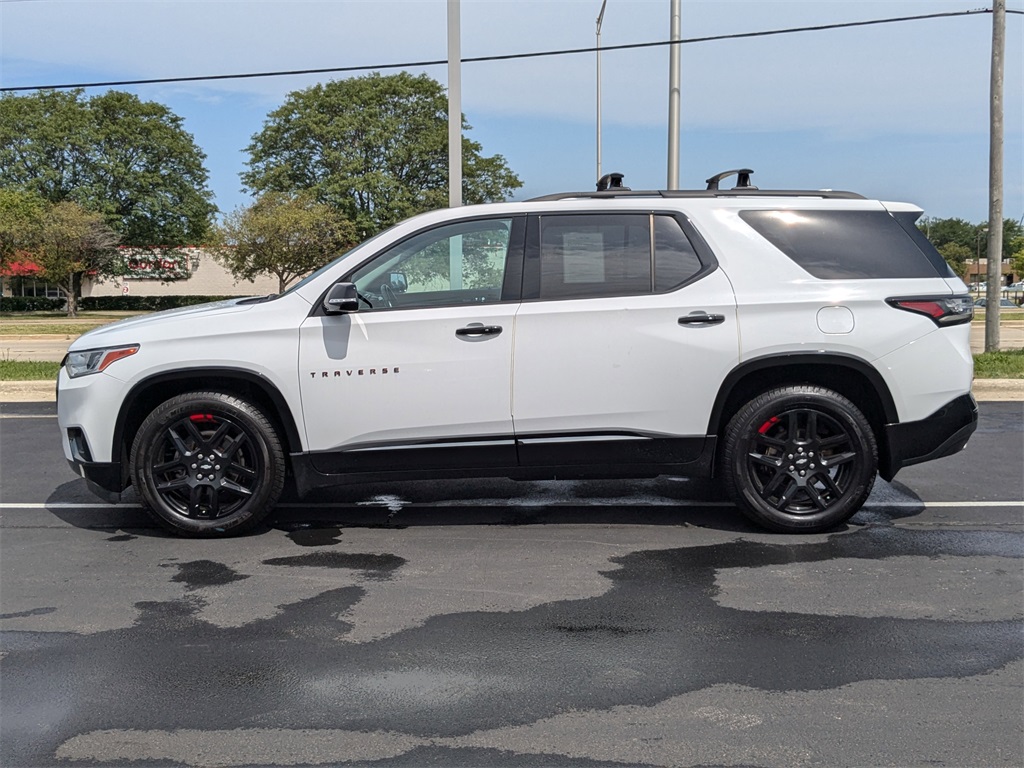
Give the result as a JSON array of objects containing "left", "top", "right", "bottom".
[
  {"left": 527, "top": 188, "right": 866, "bottom": 202},
  {"left": 527, "top": 169, "right": 866, "bottom": 202}
]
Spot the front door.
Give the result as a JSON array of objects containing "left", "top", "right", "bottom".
[{"left": 299, "top": 216, "right": 524, "bottom": 475}]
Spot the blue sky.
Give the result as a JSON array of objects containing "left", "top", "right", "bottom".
[{"left": 1, "top": 0, "right": 1021, "bottom": 224}]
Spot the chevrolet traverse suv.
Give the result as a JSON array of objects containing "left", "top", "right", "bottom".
[{"left": 58, "top": 170, "right": 978, "bottom": 537}]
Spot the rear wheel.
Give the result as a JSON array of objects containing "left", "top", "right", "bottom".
[
  {"left": 130, "top": 391, "right": 285, "bottom": 537},
  {"left": 722, "top": 386, "right": 877, "bottom": 533}
]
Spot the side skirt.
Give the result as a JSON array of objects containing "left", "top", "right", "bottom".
[{"left": 291, "top": 436, "right": 717, "bottom": 495}]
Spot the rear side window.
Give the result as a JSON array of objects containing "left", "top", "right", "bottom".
[
  {"left": 739, "top": 210, "right": 945, "bottom": 279},
  {"left": 536, "top": 213, "right": 704, "bottom": 300}
]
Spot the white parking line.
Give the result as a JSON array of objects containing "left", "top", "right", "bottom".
[{"left": 0, "top": 501, "right": 1021, "bottom": 510}]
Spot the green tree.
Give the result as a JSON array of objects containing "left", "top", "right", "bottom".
[
  {"left": 936, "top": 242, "right": 971, "bottom": 276},
  {"left": 214, "top": 192, "right": 358, "bottom": 293},
  {"left": 32, "top": 201, "right": 121, "bottom": 317},
  {"left": 919, "top": 217, "right": 977, "bottom": 251},
  {"left": 1003, "top": 219, "right": 1024, "bottom": 268},
  {"left": 242, "top": 72, "right": 522, "bottom": 235},
  {"left": 920, "top": 216, "right": 1024, "bottom": 263},
  {"left": 0, "top": 89, "right": 216, "bottom": 245},
  {"left": 0, "top": 188, "right": 46, "bottom": 268}
]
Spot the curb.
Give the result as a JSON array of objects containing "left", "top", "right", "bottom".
[{"left": 2, "top": 379, "right": 1022, "bottom": 404}]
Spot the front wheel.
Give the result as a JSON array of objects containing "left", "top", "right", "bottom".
[
  {"left": 130, "top": 391, "right": 285, "bottom": 537},
  {"left": 721, "top": 386, "right": 877, "bottom": 533}
]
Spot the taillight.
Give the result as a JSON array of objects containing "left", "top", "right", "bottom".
[{"left": 886, "top": 295, "right": 973, "bottom": 327}]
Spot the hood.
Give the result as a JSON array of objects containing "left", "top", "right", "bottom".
[{"left": 69, "top": 297, "right": 257, "bottom": 350}]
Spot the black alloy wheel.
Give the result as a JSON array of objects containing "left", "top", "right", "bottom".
[
  {"left": 130, "top": 392, "right": 285, "bottom": 537},
  {"left": 722, "top": 386, "right": 877, "bottom": 533}
]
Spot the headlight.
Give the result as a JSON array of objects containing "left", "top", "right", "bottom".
[{"left": 64, "top": 345, "right": 139, "bottom": 378}]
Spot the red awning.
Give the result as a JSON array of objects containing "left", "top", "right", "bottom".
[{"left": 0, "top": 258, "right": 41, "bottom": 277}]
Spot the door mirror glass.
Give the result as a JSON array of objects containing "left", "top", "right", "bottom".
[
  {"left": 323, "top": 282, "right": 359, "bottom": 314},
  {"left": 388, "top": 272, "right": 408, "bottom": 293}
]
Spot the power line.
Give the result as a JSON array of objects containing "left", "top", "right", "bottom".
[{"left": 1, "top": 7, "right": 1019, "bottom": 93}]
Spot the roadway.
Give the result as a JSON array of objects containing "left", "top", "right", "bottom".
[{"left": 1, "top": 399, "right": 1022, "bottom": 767}]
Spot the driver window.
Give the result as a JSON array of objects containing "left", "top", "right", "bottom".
[{"left": 349, "top": 218, "right": 513, "bottom": 311}]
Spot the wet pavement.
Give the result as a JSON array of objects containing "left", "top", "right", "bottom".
[{"left": 1, "top": 402, "right": 1022, "bottom": 767}]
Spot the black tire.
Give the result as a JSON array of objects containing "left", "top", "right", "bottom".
[
  {"left": 130, "top": 391, "right": 285, "bottom": 537},
  {"left": 721, "top": 386, "right": 877, "bottom": 533}
]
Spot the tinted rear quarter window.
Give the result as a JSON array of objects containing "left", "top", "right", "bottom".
[{"left": 739, "top": 210, "right": 944, "bottom": 279}]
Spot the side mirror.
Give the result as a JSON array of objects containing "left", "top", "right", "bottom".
[
  {"left": 388, "top": 272, "right": 408, "bottom": 293},
  {"left": 323, "top": 282, "right": 359, "bottom": 314}
]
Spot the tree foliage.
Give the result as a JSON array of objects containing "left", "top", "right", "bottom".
[
  {"left": 31, "top": 201, "right": 121, "bottom": 317},
  {"left": 0, "top": 89, "right": 216, "bottom": 245},
  {"left": 936, "top": 242, "right": 971, "bottom": 275},
  {"left": 920, "top": 216, "right": 1024, "bottom": 263},
  {"left": 214, "top": 192, "right": 358, "bottom": 293},
  {"left": 242, "top": 72, "right": 522, "bottom": 236},
  {"left": 0, "top": 188, "right": 46, "bottom": 266}
]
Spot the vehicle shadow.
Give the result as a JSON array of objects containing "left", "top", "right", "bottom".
[{"left": 42, "top": 473, "right": 930, "bottom": 538}]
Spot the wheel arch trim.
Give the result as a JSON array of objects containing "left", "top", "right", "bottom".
[
  {"left": 113, "top": 368, "right": 303, "bottom": 466},
  {"left": 707, "top": 353, "right": 899, "bottom": 436}
]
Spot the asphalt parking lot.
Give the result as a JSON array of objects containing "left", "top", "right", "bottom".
[{"left": 1, "top": 398, "right": 1022, "bottom": 767}]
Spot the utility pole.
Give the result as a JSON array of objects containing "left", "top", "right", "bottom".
[
  {"left": 447, "top": 0, "right": 463, "bottom": 289},
  {"left": 667, "top": 0, "right": 681, "bottom": 189},
  {"left": 985, "top": 0, "right": 1005, "bottom": 352},
  {"left": 448, "top": 0, "right": 462, "bottom": 208},
  {"left": 596, "top": 0, "right": 608, "bottom": 182}
]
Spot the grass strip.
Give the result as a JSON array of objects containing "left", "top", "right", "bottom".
[
  {"left": 973, "top": 349, "right": 1024, "bottom": 379},
  {"left": 0, "top": 323, "right": 105, "bottom": 336},
  {"left": 0, "top": 360, "right": 61, "bottom": 381}
]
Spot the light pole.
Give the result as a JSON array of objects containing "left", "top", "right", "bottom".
[
  {"left": 448, "top": 0, "right": 461, "bottom": 208},
  {"left": 596, "top": 0, "right": 608, "bottom": 182},
  {"left": 985, "top": 0, "right": 1005, "bottom": 351},
  {"left": 667, "top": 0, "right": 681, "bottom": 189},
  {"left": 975, "top": 225, "right": 988, "bottom": 292}
]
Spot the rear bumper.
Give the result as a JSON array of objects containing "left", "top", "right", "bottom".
[{"left": 880, "top": 393, "right": 978, "bottom": 480}]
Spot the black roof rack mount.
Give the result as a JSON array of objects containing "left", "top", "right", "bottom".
[
  {"left": 596, "top": 172, "right": 630, "bottom": 192},
  {"left": 705, "top": 168, "right": 757, "bottom": 191}
]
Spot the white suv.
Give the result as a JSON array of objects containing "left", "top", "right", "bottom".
[{"left": 57, "top": 170, "right": 978, "bottom": 537}]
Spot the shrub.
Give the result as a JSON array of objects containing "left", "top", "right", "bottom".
[
  {"left": 0, "top": 295, "right": 66, "bottom": 312},
  {"left": 78, "top": 295, "right": 237, "bottom": 311}
]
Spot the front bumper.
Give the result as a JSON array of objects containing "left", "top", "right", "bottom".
[
  {"left": 64, "top": 426, "right": 125, "bottom": 501},
  {"left": 65, "top": 458, "right": 124, "bottom": 502},
  {"left": 880, "top": 393, "right": 978, "bottom": 480}
]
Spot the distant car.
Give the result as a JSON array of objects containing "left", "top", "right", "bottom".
[
  {"left": 1001, "top": 281, "right": 1024, "bottom": 292},
  {"left": 974, "top": 298, "right": 1018, "bottom": 308}
]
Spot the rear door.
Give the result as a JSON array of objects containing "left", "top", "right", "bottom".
[{"left": 511, "top": 212, "right": 738, "bottom": 467}]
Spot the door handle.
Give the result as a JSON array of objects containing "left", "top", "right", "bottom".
[
  {"left": 678, "top": 312, "right": 726, "bottom": 327},
  {"left": 456, "top": 324, "right": 503, "bottom": 338}
]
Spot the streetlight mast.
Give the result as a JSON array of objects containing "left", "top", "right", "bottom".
[
  {"left": 596, "top": 0, "right": 608, "bottom": 182},
  {"left": 667, "top": 0, "right": 681, "bottom": 189},
  {"left": 985, "top": 0, "right": 1005, "bottom": 351},
  {"left": 448, "top": 0, "right": 462, "bottom": 208}
]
